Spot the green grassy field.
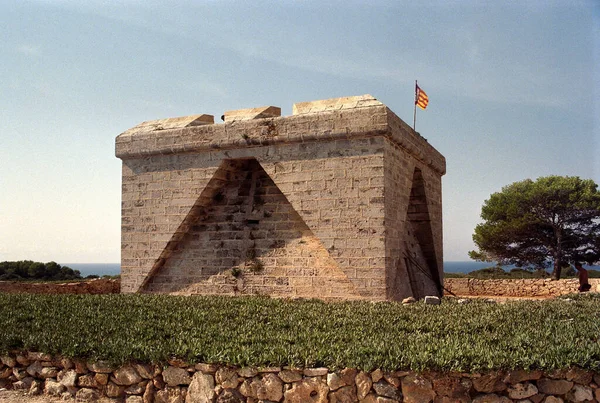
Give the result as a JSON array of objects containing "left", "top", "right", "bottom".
[{"left": 1, "top": 293, "right": 599, "bottom": 372}]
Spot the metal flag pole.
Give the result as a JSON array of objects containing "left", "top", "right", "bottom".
[{"left": 413, "top": 80, "right": 418, "bottom": 131}]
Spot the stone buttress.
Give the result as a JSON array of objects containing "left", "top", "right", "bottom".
[{"left": 115, "top": 95, "right": 446, "bottom": 301}]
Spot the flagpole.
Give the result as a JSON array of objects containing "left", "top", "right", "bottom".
[{"left": 413, "top": 80, "right": 417, "bottom": 131}]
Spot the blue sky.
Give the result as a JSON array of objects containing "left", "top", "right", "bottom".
[{"left": 0, "top": 0, "right": 598, "bottom": 263}]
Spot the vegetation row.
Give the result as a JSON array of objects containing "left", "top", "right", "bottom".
[
  {"left": 0, "top": 261, "right": 82, "bottom": 281},
  {"left": 1, "top": 293, "right": 599, "bottom": 372}
]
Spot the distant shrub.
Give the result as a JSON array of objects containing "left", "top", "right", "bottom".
[{"left": 0, "top": 261, "right": 82, "bottom": 281}]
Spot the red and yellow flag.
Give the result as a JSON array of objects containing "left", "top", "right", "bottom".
[{"left": 415, "top": 84, "right": 429, "bottom": 110}]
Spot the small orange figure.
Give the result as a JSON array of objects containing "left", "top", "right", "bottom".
[{"left": 574, "top": 262, "right": 592, "bottom": 292}]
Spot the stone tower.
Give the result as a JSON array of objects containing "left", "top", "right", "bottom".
[{"left": 116, "top": 95, "right": 445, "bottom": 301}]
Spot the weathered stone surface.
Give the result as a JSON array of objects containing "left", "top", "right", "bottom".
[
  {"left": 329, "top": 385, "right": 357, "bottom": 402},
  {"left": 360, "top": 393, "right": 400, "bottom": 403},
  {"left": 401, "top": 374, "right": 434, "bottom": 403},
  {"left": 0, "top": 355, "right": 16, "bottom": 367},
  {"left": 256, "top": 373, "right": 283, "bottom": 401},
  {"left": 77, "top": 374, "right": 97, "bottom": 388},
  {"left": 26, "top": 361, "right": 43, "bottom": 377},
  {"left": 134, "top": 363, "right": 155, "bottom": 379},
  {"left": 106, "top": 381, "right": 126, "bottom": 398},
  {"left": 13, "top": 367, "right": 27, "bottom": 380},
  {"left": 58, "top": 369, "right": 78, "bottom": 387},
  {"left": 44, "top": 379, "right": 66, "bottom": 395},
  {"left": 279, "top": 369, "right": 303, "bottom": 383},
  {"left": 143, "top": 382, "right": 155, "bottom": 403},
  {"left": 304, "top": 367, "right": 329, "bottom": 377},
  {"left": 384, "top": 374, "right": 401, "bottom": 389},
  {"left": 215, "top": 367, "right": 239, "bottom": 389},
  {"left": 186, "top": 372, "right": 215, "bottom": 403},
  {"left": 195, "top": 363, "right": 219, "bottom": 374},
  {"left": 216, "top": 388, "right": 245, "bottom": 403},
  {"left": 565, "top": 368, "right": 593, "bottom": 385},
  {"left": 373, "top": 380, "right": 401, "bottom": 400},
  {"left": 15, "top": 354, "right": 30, "bottom": 366},
  {"left": 432, "top": 375, "right": 471, "bottom": 401},
  {"left": 39, "top": 367, "right": 58, "bottom": 379},
  {"left": 537, "top": 378, "right": 573, "bottom": 395},
  {"left": 76, "top": 387, "right": 100, "bottom": 401},
  {"left": 113, "top": 365, "right": 143, "bottom": 386},
  {"left": 237, "top": 367, "right": 258, "bottom": 378},
  {"left": 473, "top": 372, "right": 507, "bottom": 393},
  {"left": 565, "top": 384, "right": 593, "bottom": 402},
  {"left": 0, "top": 367, "right": 12, "bottom": 379},
  {"left": 74, "top": 359, "right": 89, "bottom": 374},
  {"left": 283, "top": 377, "right": 329, "bottom": 403},
  {"left": 87, "top": 360, "right": 114, "bottom": 373},
  {"left": 27, "top": 352, "right": 52, "bottom": 362},
  {"left": 424, "top": 296, "right": 441, "bottom": 305},
  {"left": 125, "top": 382, "right": 147, "bottom": 395},
  {"left": 328, "top": 368, "right": 357, "bottom": 391},
  {"left": 472, "top": 394, "right": 512, "bottom": 403},
  {"left": 95, "top": 372, "right": 109, "bottom": 385},
  {"left": 371, "top": 369, "right": 384, "bottom": 383},
  {"left": 507, "top": 382, "right": 538, "bottom": 399},
  {"left": 356, "top": 371, "right": 373, "bottom": 400},
  {"left": 60, "top": 357, "right": 74, "bottom": 370},
  {"left": 156, "top": 386, "right": 185, "bottom": 403},
  {"left": 402, "top": 297, "right": 417, "bottom": 304},
  {"left": 543, "top": 397, "right": 564, "bottom": 403},
  {"left": 163, "top": 366, "right": 192, "bottom": 386},
  {"left": 504, "top": 370, "right": 543, "bottom": 384},
  {"left": 126, "top": 396, "right": 144, "bottom": 403}
]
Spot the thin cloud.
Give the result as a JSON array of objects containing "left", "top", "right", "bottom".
[{"left": 16, "top": 44, "right": 41, "bottom": 57}]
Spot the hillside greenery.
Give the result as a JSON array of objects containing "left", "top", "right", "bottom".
[
  {"left": 0, "top": 261, "right": 82, "bottom": 281},
  {"left": 1, "top": 293, "right": 599, "bottom": 372},
  {"left": 444, "top": 266, "right": 600, "bottom": 279}
]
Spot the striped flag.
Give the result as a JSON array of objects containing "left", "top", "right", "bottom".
[{"left": 415, "top": 84, "right": 429, "bottom": 110}]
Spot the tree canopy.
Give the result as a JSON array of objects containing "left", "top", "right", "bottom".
[
  {"left": 0, "top": 261, "right": 82, "bottom": 281},
  {"left": 469, "top": 176, "right": 600, "bottom": 279}
]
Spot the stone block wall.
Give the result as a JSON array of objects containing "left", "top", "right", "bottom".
[
  {"left": 116, "top": 95, "right": 446, "bottom": 301},
  {"left": 445, "top": 278, "right": 600, "bottom": 298},
  {"left": 1, "top": 352, "right": 599, "bottom": 402}
]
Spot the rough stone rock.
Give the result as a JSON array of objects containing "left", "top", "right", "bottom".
[
  {"left": 402, "top": 297, "right": 416, "bottom": 304},
  {"left": 565, "top": 368, "right": 593, "bottom": 385},
  {"left": 529, "top": 393, "right": 545, "bottom": 403},
  {"left": 473, "top": 372, "right": 507, "bottom": 393},
  {"left": 168, "top": 358, "right": 188, "bottom": 368},
  {"left": 12, "top": 367, "right": 27, "bottom": 381},
  {"left": 279, "top": 369, "right": 303, "bottom": 383},
  {"left": 360, "top": 393, "right": 400, "bottom": 403},
  {"left": 126, "top": 396, "right": 144, "bottom": 403},
  {"left": 134, "top": 363, "right": 155, "bottom": 379},
  {"left": 186, "top": 372, "right": 215, "bottom": 403},
  {"left": 60, "top": 357, "right": 74, "bottom": 370},
  {"left": 504, "top": 370, "right": 543, "bottom": 384},
  {"left": 194, "top": 363, "right": 219, "bottom": 374},
  {"left": 543, "top": 397, "right": 564, "bottom": 403},
  {"left": 26, "top": 360, "right": 43, "bottom": 377},
  {"left": 74, "top": 359, "right": 89, "bottom": 374},
  {"left": 163, "top": 366, "right": 192, "bottom": 386},
  {"left": 507, "top": 382, "right": 538, "bottom": 399},
  {"left": 95, "top": 372, "right": 109, "bottom": 385},
  {"left": 327, "top": 368, "right": 357, "bottom": 391},
  {"left": 12, "top": 380, "right": 30, "bottom": 390},
  {"left": 15, "top": 354, "right": 30, "bottom": 366},
  {"left": 401, "top": 374, "right": 435, "bottom": 403},
  {"left": 113, "top": 365, "right": 143, "bottom": 386},
  {"left": 371, "top": 369, "right": 384, "bottom": 383},
  {"left": 239, "top": 378, "right": 257, "bottom": 398},
  {"left": 58, "top": 369, "right": 78, "bottom": 387},
  {"left": 329, "top": 385, "right": 357, "bottom": 402},
  {"left": 44, "top": 379, "right": 67, "bottom": 395},
  {"left": 27, "top": 352, "right": 52, "bottom": 361},
  {"left": 596, "top": 389, "right": 600, "bottom": 403},
  {"left": 76, "top": 388, "right": 99, "bottom": 402},
  {"left": 125, "top": 382, "right": 147, "bottom": 395},
  {"left": 457, "top": 299, "right": 471, "bottom": 304},
  {"left": 216, "top": 388, "right": 245, "bottom": 403},
  {"left": 472, "top": 394, "right": 512, "bottom": 403},
  {"left": 432, "top": 375, "right": 471, "bottom": 401},
  {"left": 87, "top": 360, "right": 115, "bottom": 373},
  {"left": 215, "top": 367, "right": 240, "bottom": 389},
  {"left": 384, "top": 374, "right": 401, "bottom": 388},
  {"left": 303, "top": 367, "right": 329, "bottom": 377},
  {"left": 0, "top": 356, "right": 16, "bottom": 367},
  {"left": 565, "top": 384, "right": 593, "bottom": 402},
  {"left": 283, "top": 377, "right": 329, "bottom": 403},
  {"left": 373, "top": 380, "right": 401, "bottom": 400},
  {"left": 106, "top": 381, "right": 126, "bottom": 398},
  {"left": 536, "top": 379, "right": 573, "bottom": 395},
  {"left": 39, "top": 367, "right": 59, "bottom": 379},
  {"left": 144, "top": 382, "right": 156, "bottom": 403},
  {"left": 78, "top": 374, "right": 96, "bottom": 388},
  {"left": 424, "top": 296, "right": 441, "bottom": 305},
  {"left": 156, "top": 387, "right": 185, "bottom": 403},
  {"left": 237, "top": 367, "right": 258, "bottom": 378},
  {"left": 154, "top": 375, "right": 166, "bottom": 390},
  {"left": 356, "top": 371, "right": 373, "bottom": 400},
  {"left": 28, "top": 379, "right": 43, "bottom": 396},
  {"left": 256, "top": 373, "right": 283, "bottom": 401},
  {"left": 0, "top": 367, "right": 12, "bottom": 379}
]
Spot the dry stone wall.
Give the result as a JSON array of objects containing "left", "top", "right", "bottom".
[
  {"left": 445, "top": 278, "right": 600, "bottom": 298},
  {"left": 116, "top": 95, "right": 446, "bottom": 302},
  {"left": 0, "top": 279, "right": 119, "bottom": 294},
  {"left": 1, "top": 352, "right": 599, "bottom": 402}
]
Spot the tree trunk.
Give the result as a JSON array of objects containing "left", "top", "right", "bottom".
[{"left": 552, "top": 257, "right": 562, "bottom": 280}]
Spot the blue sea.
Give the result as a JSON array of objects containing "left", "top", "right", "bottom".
[{"left": 60, "top": 261, "right": 600, "bottom": 276}]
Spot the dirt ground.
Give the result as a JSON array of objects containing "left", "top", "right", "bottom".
[{"left": 0, "top": 389, "right": 117, "bottom": 403}]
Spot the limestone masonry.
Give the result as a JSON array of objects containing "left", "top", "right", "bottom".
[{"left": 116, "top": 95, "right": 446, "bottom": 301}]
